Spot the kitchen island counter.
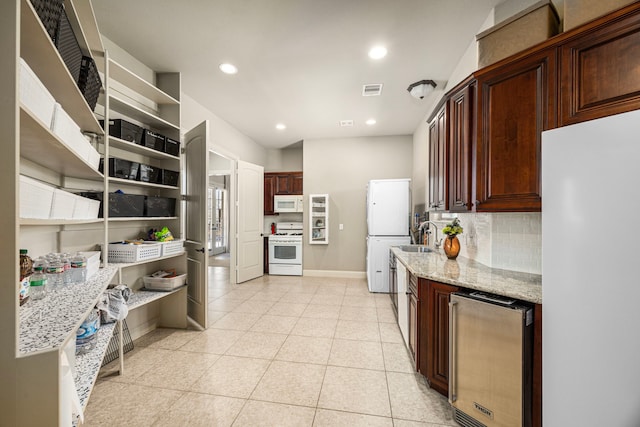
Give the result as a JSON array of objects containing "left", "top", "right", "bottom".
[{"left": 391, "top": 247, "right": 542, "bottom": 304}]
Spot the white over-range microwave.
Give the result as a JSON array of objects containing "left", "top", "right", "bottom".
[{"left": 274, "top": 195, "right": 303, "bottom": 213}]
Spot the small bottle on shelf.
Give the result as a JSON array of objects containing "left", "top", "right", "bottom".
[
  {"left": 45, "top": 257, "right": 64, "bottom": 288},
  {"left": 29, "top": 266, "right": 47, "bottom": 300},
  {"left": 19, "top": 249, "right": 33, "bottom": 305},
  {"left": 71, "top": 253, "right": 87, "bottom": 284},
  {"left": 61, "top": 253, "right": 72, "bottom": 285}
]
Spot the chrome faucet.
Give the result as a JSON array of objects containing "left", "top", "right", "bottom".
[{"left": 418, "top": 221, "right": 442, "bottom": 248}]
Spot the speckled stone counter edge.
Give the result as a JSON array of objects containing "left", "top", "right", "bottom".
[{"left": 392, "top": 247, "right": 542, "bottom": 304}]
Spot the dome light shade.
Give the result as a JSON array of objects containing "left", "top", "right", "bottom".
[{"left": 407, "top": 80, "right": 437, "bottom": 99}]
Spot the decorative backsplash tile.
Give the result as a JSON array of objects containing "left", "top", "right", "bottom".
[{"left": 429, "top": 212, "right": 541, "bottom": 274}]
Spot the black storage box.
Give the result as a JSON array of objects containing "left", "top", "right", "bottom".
[
  {"left": 145, "top": 196, "right": 176, "bottom": 217},
  {"left": 138, "top": 164, "right": 160, "bottom": 183},
  {"left": 78, "top": 56, "right": 102, "bottom": 111},
  {"left": 100, "top": 119, "right": 144, "bottom": 144},
  {"left": 99, "top": 158, "right": 140, "bottom": 180},
  {"left": 54, "top": 9, "right": 82, "bottom": 84},
  {"left": 142, "top": 130, "right": 165, "bottom": 152},
  {"left": 30, "top": 0, "right": 64, "bottom": 41},
  {"left": 80, "top": 192, "right": 145, "bottom": 218},
  {"left": 165, "top": 137, "right": 180, "bottom": 156},
  {"left": 160, "top": 169, "right": 179, "bottom": 187}
]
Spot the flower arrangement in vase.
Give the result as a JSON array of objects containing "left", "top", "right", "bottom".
[{"left": 441, "top": 218, "right": 463, "bottom": 259}]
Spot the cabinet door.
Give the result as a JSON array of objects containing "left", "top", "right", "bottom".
[
  {"left": 426, "top": 280, "right": 459, "bottom": 397},
  {"left": 291, "top": 172, "right": 303, "bottom": 195},
  {"left": 428, "top": 106, "right": 447, "bottom": 211},
  {"left": 264, "top": 174, "right": 276, "bottom": 214},
  {"left": 275, "top": 174, "right": 292, "bottom": 194},
  {"left": 559, "top": 7, "right": 640, "bottom": 125},
  {"left": 448, "top": 81, "right": 474, "bottom": 212},
  {"left": 475, "top": 48, "right": 556, "bottom": 212},
  {"left": 409, "top": 290, "right": 419, "bottom": 368}
]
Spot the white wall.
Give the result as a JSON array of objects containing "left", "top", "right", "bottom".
[
  {"left": 181, "top": 94, "right": 266, "bottom": 166},
  {"left": 303, "top": 135, "right": 412, "bottom": 275},
  {"left": 265, "top": 146, "right": 303, "bottom": 172}
]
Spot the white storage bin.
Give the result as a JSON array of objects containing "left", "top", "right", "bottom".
[
  {"left": 79, "top": 251, "right": 101, "bottom": 279},
  {"left": 19, "top": 58, "right": 56, "bottom": 127},
  {"left": 72, "top": 194, "right": 100, "bottom": 219},
  {"left": 50, "top": 189, "right": 76, "bottom": 219},
  {"left": 86, "top": 146, "right": 101, "bottom": 170},
  {"left": 51, "top": 104, "right": 92, "bottom": 163},
  {"left": 19, "top": 175, "right": 54, "bottom": 219},
  {"left": 107, "top": 242, "right": 161, "bottom": 263},
  {"left": 142, "top": 273, "right": 187, "bottom": 291},
  {"left": 159, "top": 239, "right": 184, "bottom": 257}
]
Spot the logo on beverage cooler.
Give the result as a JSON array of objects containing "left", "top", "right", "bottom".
[{"left": 473, "top": 402, "right": 494, "bottom": 419}]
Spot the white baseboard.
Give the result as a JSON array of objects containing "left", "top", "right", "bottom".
[{"left": 303, "top": 269, "right": 366, "bottom": 279}]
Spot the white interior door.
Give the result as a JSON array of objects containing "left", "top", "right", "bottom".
[
  {"left": 237, "top": 160, "right": 264, "bottom": 283},
  {"left": 184, "top": 121, "right": 209, "bottom": 328}
]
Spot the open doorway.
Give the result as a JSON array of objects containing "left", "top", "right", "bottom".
[
  {"left": 208, "top": 179, "right": 228, "bottom": 257},
  {"left": 208, "top": 151, "right": 233, "bottom": 268}
]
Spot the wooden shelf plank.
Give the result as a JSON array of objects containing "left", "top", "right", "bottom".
[
  {"left": 20, "top": 107, "right": 104, "bottom": 181},
  {"left": 20, "top": 218, "right": 103, "bottom": 226},
  {"left": 108, "top": 217, "right": 178, "bottom": 222},
  {"left": 108, "top": 177, "right": 179, "bottom": 190},
  {"left": 109, "top": 251, "right": 186, "bottom": 269},
  {"left": 128, "top": 286, "right": 186, "bottom": 310},
  {"left": 20, "top": 0, "right": 103, "bottom": 134},
  {"left": 109, "top": 94, "right": 179, "bottom": 132},
  {"left": 65, "top": 0, "right": 104, "bottom": 59},
  {"left": 109, "top": 136, "right": 180, "bottom": 161},
  {"left": 109, "top": 60, "right": 179, "bottom": 105}
]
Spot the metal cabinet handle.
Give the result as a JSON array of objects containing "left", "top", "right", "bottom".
[
  {"left": 449, "top": 300, "right": 457, "bottom": 404},
  {"left": 196, "top": 248, "right": 205, "bottom": 253}
]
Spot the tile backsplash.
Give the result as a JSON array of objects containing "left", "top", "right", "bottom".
[{"left": 430, "top": 212, "right": 541, "bottom": 275}]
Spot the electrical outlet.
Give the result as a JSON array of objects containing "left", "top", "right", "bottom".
[{"left": 339, "top": 224, "right": 344, "bottom": 230}]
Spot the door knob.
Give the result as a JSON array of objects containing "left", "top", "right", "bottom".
[{"left": 196, "top": 248, "right": 205, "bottom": 253}]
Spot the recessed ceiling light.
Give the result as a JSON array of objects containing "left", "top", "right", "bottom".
[
  {"left": 366, "top": 119, "right": 377, "bottom": 125},
  {"left": 368, "top": 46, "right": 387, "bottom": 60},
  {"left": 275, "top": 123, "right": 286, "bottom": 130},
  {"left": 219, "top": 63, "right": 238, "bottom": 74}
]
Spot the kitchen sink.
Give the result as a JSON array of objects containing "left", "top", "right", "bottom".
[{"left": 398, "top": 245, "right": 433, "bottom": 253}]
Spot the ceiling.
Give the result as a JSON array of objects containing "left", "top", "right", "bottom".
[{"left": 93, "top": 0, "right": 504, "bottom": 149}]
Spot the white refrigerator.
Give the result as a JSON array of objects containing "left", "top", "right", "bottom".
[
  {"left": 542, "top": 110, "right": 640, "bottom": 427},
  {"left": 366, "top": 179, "right": 411, "bottom": 293}
]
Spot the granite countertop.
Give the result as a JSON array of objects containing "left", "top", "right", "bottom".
[
  {"left": 19, "top": 265, "right": 119, "bottom": 355},
  {"left": 392, "top": 247, "right": 542, "bottom": 304}
]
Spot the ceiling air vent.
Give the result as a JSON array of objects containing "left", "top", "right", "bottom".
[
  {"left": 362, "top": 83, "right": 383, "bottom": 96},
  {"left": 339, "top": 120, "right": 354, "bottom": 127}
]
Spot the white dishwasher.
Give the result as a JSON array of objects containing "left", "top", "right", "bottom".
[{"left": 395, "top": 261, "right": 409, "bottom": 346}]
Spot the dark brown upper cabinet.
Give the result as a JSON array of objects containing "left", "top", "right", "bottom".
[
  {"left": 428, "top": 105, "right": 448, "bottom": 211},
  {"left": 474, "top": 47, "right": 556, "bottom": 212},
  {"left": 447, "top": 78, "right": 475, "bottom": 212},
  {"left": 559, "top": 4, "right": 640, "bottom": 126}
]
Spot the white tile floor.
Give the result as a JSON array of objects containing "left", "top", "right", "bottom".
[{"left": 83, "top": 266, "right": 457, "bottom": 426}]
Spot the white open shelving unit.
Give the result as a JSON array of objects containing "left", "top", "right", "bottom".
[
  {"left": 1, "top": 0, "right": 188, "bottom": 424},
  {"left": 309, "top": 194, "right": 329, "bottom": 244}
]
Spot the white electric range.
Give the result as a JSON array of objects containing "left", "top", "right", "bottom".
[{"left": 268, "top": 222, "right": 303, "bottom": 276}]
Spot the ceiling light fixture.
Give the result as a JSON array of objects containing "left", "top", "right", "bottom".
[
  {"left": 407, "top": 80, "right": 437, "bottom": 99},
  {"left": 219, "top": 63, "right": 238, "bottom": 74},
  {"left": 368, "top": 46, "right": 387, "bottom": 60},
  {"left": 275, "top": 123, "right": 286, "bottom": 130},
  {"left": 366, "top": 119, "right": 377, "bottom": 125}
]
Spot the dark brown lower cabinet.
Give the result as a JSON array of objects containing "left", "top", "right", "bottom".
[
  {"left": 263, "top": 237, "right": 269, "bottom": 274},
  {"left": 418, "top": 279, "right": 459, "bottom": 397}
]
